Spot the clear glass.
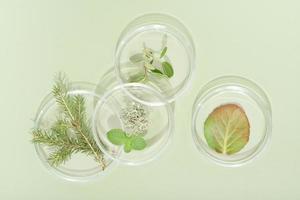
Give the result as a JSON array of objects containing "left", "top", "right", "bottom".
[
  {"left": 114, "top": 13, "right": 196, "bottom": 103},
  {"left": 95, "top": 68, "right": 118, "bottom": 97},
  {"left": 96, "top": 67, "right": 175, "bottom": 107},
  {"left": 92, "top": 83, "right": 174, "bottom": 166},
  {"left": 34, "top": 82, "right": 115, "bottom": 182},
  {"left": 192, "top": 76, "right": 272, "bottom": 167}
]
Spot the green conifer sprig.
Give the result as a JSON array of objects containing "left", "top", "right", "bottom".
[{"left": 32, "top": 74, "right": 106, "bottom": 170}]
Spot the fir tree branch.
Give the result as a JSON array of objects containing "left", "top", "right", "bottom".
[{"left": 32, "top": 73, "right": 106, "bottom": 169}]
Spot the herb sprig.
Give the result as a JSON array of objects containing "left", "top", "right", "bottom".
[
  {"left": 107, "top": 129, "right": 147, "bottom": 153},
  {"left": 32, "top": 74, "right": 106, "bottom": 169},
  {"left": 129, "top": 37, "right": 174, "bottom": 82}
]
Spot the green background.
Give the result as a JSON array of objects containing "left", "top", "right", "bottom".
[{"left": 1, "top": 0, "right": 299, "bottom": 199}]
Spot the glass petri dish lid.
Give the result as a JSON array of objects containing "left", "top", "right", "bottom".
[
  {"left": 92, "top": 83, "right": 174, "bottom": 166},
  {"left": 192, "top": 76, "right": 272, "bottom": 167},
  {"left": 34, "top": 82, "right": 115, "bottom": 182},
  {"left": 114, "top": 13, "right": 196, "bottom": 104}
]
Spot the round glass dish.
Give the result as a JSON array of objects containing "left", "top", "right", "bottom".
[
  {"left": 93, "top": 83, "right": 174, "bottom": 165},
  {"left": 192, "top": 76, "right": 272, "bottom": 167},
  {"left": 34, "top": 82, "right": 115, "bottom": 182},
  {"left": 114, "top": 13, "right": 195, "bottom": 104}
]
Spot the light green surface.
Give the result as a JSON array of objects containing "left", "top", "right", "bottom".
[{"left": 1, "top": 0, "right": 300, "bottom": 199}]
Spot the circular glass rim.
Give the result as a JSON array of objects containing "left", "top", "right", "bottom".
[
  {"left": 114, "top": 13, "right": 196, "bottom": 103},
  {"left": 191, "top": 76, "right": 272, "bottom": 167},
  {"left": 92, "top": 82, "right": 174, "bottom": 166},
  {"left": 34, "top": 82, "right": 116, "bottom": 182}
]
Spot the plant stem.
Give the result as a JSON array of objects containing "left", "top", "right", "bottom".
[
  {"left": 57, "top": 92, "right": 106, "bottom": 170},
  {"left": 73, "top": 122, "right": 106, "bottom": 170}
]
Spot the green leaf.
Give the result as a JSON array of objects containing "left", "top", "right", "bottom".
[
  {"left": 106, "top": 128, "right": 147, "bottom": 153},
  {"left": 124, "top": 141, "right": 132, "bottom": 153},
  {"left": 162, "top": 61, "right": 174, "bottom": 78},
  {"left": 160, "top": 47, "right": 168, "bottom": 58},
  {"left": 150, "top": 68, "right": 164, "bottom": 75},
  {"left": 131, "top": 136, "right": 147, "bottom": 150},
  {"left": 107, "top": 129, "right": 127, "bottom": 145},
  {"left": 129, "top": 53, "right": 144, "bottom": 63},
  {"left": 128, "top": 73, "right": 145, "bottom": 83},
  {"left": 204, "top": 104, "right": 250, "bottom": 155}
]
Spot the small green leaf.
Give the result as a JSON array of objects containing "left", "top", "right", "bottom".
[
  {"left": 107, "top": 129, "right": 127, "bottom": 145},
  {"left": 128, "top": 73, "right": 145, "bottom": 83},
  {"left": 124, "top": 141, "right": 132, "bottom": 153},
  {"left": 150, "top": 68, "right": 164, "bottom": 75},
  {"left": 129, "top": 53, "right": 144, "bottom": 63},
  {"left": 162, "top": 61, "right": 174, "bottom": 78},
  {"left": 160, "top": 47, "right": 168, "bottom": 58},
  {"left": 131, "top": 136, "right": 147, "bottom": 150},
  {"left": 204, "top": 104, "right": 250, "bottom": 155}
]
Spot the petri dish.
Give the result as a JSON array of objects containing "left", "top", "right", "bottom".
[
  {"left": 92, "top": 83, "right": 174, "bottom": 166},
  {"left": 114, "top": 13, "right": 196, "bottom": 104},
  {"left": 34, "top": 82, "right": 115, "bottom": 182},
  {"left": 192, "top": 76, "right": 272, "bottom": 167}
]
